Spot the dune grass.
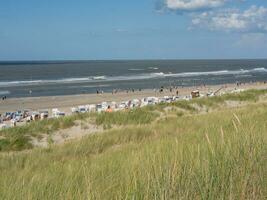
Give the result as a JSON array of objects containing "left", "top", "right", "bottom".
[
  {"left": 0, "top": 89, "right": 266, "bottom": 152},
  {"left": 0, "top": 109, "right": 158, "bottom": 151},
  {"left": 0, "top": 100, "right": 266, "bottom": 199},
  {"left": 95, "top": 108, "right": 159, "bottom": 127},
  {"left": 0, "top": 113, "right": 89, "bottom": 151},
  {"left": 192, "top": 89, "right": 267, "bottom": 108}
]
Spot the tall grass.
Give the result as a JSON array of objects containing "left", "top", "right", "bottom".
[
  {"left": 95, "top": 108, "right": 158, "bottom": 126},
  {"left": 0, "top": 89, "right": 267, "bottom": 152},
  {"left": 0, "top": 103, "right": 266, "bottom": 199},
  {"left": 193, "top": 89, "right": 267, "bottom": 108},
  {"left": 0, "top": 113, "right": 90, "bottom": 151}
]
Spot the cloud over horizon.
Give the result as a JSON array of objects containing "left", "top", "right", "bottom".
[
  {"left": 191, "top": 5, "right": 267, "bottom": 32},
  {"left": 165, "top": 0, "right": 226, "bottom": 11},
  {"left": 160, "top": 1, "right": 267, "bottom": 34}
]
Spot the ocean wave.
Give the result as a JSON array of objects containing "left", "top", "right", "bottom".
[
  {"left": 252, "top": 67, "right": 267, "bottom": 72},
  {"left": 0, "top": 78, "right": 90, "bottom": 87},
  {"left": 148, "top": 67, "right": 159, "bottom": 70},
  {"left": 0, "top": 90, "right": 10, "bottom": 95},
  {"left": 92, "top": 76, "right": 106, "bottom": 80},
  {"left": 128, "top": 68, "right": 145, "bottom": 71},
  {"left": 160, "top": 68, "right": 267, "bottom": 78},
  {"left": 0, "top": 67, "right": 266, "bottom": 87}
]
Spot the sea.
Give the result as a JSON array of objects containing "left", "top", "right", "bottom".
[{"left": 0, "top": 59, "right": 267, "bottom": 98}]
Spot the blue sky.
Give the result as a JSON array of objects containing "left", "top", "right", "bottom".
[{"left": 0, "top": 0, "right": 267, "bottom": 60}]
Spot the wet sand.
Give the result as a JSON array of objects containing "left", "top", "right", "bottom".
[{"left": 0, "top": 82, "right": 266, "bottom": 114}]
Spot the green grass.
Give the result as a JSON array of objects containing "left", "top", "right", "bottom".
[
  {"left": 0, "top": 102, "right": 266, "bottom": 199},
  {"left": 171, "top": 100, "right": 197, "bottom": 111},
  {"left": 0, "top": 89, "right": 266, "bottom": 153},
  {"left": 193, "top": 89, "right": 267, "bottom": 108},
  {"left": 0, "top": 113, "right": 90, "bottom": 151},
  {"left": 0, "top": 108, "right": 158, "bottom": 151},
  {"left": 95, "top": 108, "right": 158, "bottom": 126}
]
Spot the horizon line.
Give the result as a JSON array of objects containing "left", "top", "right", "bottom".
[{"left": 1, "top": 58, "right": 267, "bottom": 63}]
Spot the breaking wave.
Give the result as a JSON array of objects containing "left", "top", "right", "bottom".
[
  {"left": 0, "top": 90, "right": 10, "bottom": 95},
  {"left": 0, "top": 67, "right": 266, "bottom": 87},
  {"left": 128, "top": 68, "right": 145, "bottom": 71}
]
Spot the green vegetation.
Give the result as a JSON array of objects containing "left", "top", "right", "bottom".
[
  {"left": 171, "top": 100, "right": 197, "bottom": 111},
  {"left": 0, "top": 100, "right": 266, "bottom": 199},
  {"left": 0, "top": 108, "right": 158, "bottom": 151},
  {"left": 0, "top": 113, "right": 89, "bottom": 151},
  {"left": 1, "top": 89, "right": 267, "bottom": 152},
  {"left": 192, "top": 89, "right": 267, "bottom": 108},
  {"left": 95, "top": 108, "right": 158, "bottom": 126},
  {"left": 0, "top": 89, "right": 266, "bottom": 198},
  {"left": 0, "top": 88, "right": 267, "bottom": 153}
]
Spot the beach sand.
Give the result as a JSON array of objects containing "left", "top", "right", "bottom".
[{"left": 1, "top": 82, "right": 267, "bottom": 114}]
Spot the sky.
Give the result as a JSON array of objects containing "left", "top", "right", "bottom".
[{"left": 0, "top": 0, "right": 267, "bottom": 60}]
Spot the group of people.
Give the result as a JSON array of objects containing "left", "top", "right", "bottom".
[
  {"left": 2, "top": 96, "right": 7, "bottom": 101},
  {"left": 98, "top": 86, "right": 181, "bottom": 96},
  {"left": 157, "top": 86, "right": 179, "bottom": 96},
  {"left": 98, "top": 88, "right": 143, "bottom": 95}
]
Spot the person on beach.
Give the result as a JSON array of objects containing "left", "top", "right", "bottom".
[
  {"left": 160, "top": 86, "right": 164, "bottom": 93},
  {"left": 11, "top": 119, "right": 16, "bottom": 127},
  {"left": 106, "top": 105, "right": 112, "bottom": 113},
  {"left": 128, "top": 100, "right": 131, "bottom": 108}
]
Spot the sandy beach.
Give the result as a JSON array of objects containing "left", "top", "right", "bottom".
[{"left": 1, "top": 82, "right": 267, "bottom": 114}]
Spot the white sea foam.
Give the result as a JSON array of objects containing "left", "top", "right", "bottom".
[
  {"left": 0, "top": 67, "right": 266, "bottom": 87},
  {"left": 92, "top": 76, "right": 106, "bottom": 80},
  {"left": 148, "top": 67, "right": 159, "bottom": 70},
  {"left": 252, "top": 67, "right": 267, "bottom": 72},
  {"left": 0, "top": 90, "right": 10, "bottom": 95},
  {"left": 0, "top": 78, "right": 90, "bottom": 87},
  {"left": 153, "top": 72, "right": 165, "bottom": 76}
]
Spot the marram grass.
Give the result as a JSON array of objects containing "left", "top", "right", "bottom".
[
  {"left": 0, "top": 102, "right": 266, "bottom": 199},
  {"left": 1, "top": 89, "right": 267, "bottom": 152}
]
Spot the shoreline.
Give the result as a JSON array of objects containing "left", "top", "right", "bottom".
[{"left": 1, "top": 82, "right": 267, "bottom": 114}]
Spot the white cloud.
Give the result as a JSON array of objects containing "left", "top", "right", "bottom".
[
  {"left": 191, "top": 5, "right": 267, "bottom": 32},
  {"left": 165, "top": 0, "right": 226, "bottom": 11}
]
